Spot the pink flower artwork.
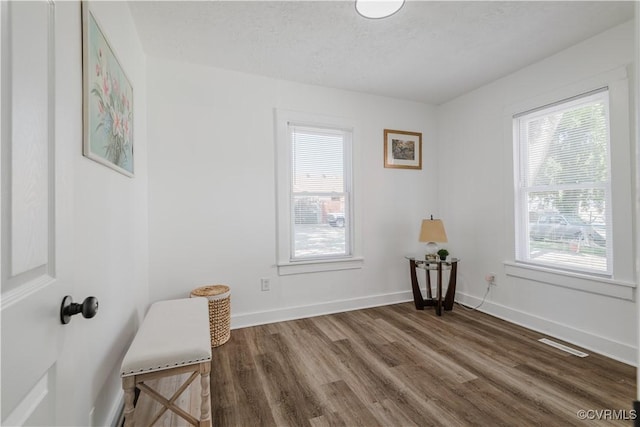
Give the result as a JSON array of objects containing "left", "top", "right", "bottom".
[{"left": 85, "top": 9, "right": 133, "bottom": 175}]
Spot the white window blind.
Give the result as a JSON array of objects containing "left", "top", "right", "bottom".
[
  {"left": 289, "top": 124, "right": 352, "bottom": 260},
  {"left": 514, "top": 88, "right": 612, "bottom": 275}
]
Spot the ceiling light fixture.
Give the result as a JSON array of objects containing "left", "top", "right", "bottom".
[{"left": 355, "top": 0, "right": 405, "bottom": 19}]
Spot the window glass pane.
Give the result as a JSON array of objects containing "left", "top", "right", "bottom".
[
  {"left": 527, "top": 190, "right": 607, "bottom": 272},
  {"left": 289, "top": 123, "right": 350, "bottom": 261},
  {"left": 515, "top": 90, "right": 611, "bottom": 274},
  {"left": 292, "top": 195, "right": 346, "bottom": 259},
  {"left": 292, "top": 127, "right": 344, "bottom": 193},
  {"left": 524, "top": 100, "right": 608, "bottom": 187}
]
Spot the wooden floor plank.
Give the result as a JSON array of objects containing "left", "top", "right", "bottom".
[
  {"left": 368, "top": 398, "right": 420, "bottom": 427},
  {"left": 321, "top": 380, "right": 381, "bottom": 427},
  {"left": 133, "top": 303, "right": 635, "bottom": 426}
]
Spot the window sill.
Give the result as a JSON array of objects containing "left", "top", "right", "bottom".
[
  {"left": 504, "top": 261, "right": 636, "bottom": 301},
  {"left": 278, "top": 257, "right": 364, "bottom": 276}
]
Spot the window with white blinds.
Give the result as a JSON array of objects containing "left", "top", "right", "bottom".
[
  {"left": 514, "top": 88, "right": 612, "bottom": 275},
  {"left": 289, "top": 124, "right": 352, "bottom": 261}
]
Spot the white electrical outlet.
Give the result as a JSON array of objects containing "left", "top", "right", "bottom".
[
  {"left": 260, "top": 278, "right": 271, "bottom": 291},
  {"left": 485, "top": 273, "right": 497, "bottom": 285}
]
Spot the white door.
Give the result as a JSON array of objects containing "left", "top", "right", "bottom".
[{"left": 1, "top": 1, "right": 79, "bottom": 425}]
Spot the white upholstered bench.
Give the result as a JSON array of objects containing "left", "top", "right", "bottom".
[{"left": 121, "top": 298, "right": 212, "bottom": 427}]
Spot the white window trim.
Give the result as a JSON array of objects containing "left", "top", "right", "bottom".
[
  {"left": 504, "top": 261, "right": 635, "bottom": 301},
  {"left": 503, "top": 66, "right": 635, "bottom": 298},
  {"left": 275, "top": 109, "right": 363, "bottom": 275},
  {"left": 513, "top": 88, "right": 613, "bottom": 276}
]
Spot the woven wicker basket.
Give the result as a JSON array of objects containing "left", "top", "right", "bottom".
[{"left": 190, "top": 284, "right": 231, "bottom": 347}]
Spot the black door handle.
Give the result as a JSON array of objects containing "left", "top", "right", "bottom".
[{"left": 60, "top": 296, "right": 99, "bottom": 324}]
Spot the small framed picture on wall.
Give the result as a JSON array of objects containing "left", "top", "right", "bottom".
[{"left": 384, "top": 129, "right": 422, "bottom": 170}]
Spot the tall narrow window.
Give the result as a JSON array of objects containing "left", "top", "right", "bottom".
[
  {"left": 289, "top": 124, "right": 352, "bottom": 261},
  {"left": 514, "top": 88, "right": 612, "bottom": 275},
  {"left": 276, "top": 110, "right": 362, "bottom": 275}
]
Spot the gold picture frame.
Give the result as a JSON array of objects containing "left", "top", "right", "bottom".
[{"left": 384, "top": 129, "right": 422, "bottom": 170}]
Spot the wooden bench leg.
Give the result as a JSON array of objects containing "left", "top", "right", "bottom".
[
  {"left": 122, "top": 376, "right": 136, "bottom": 427},
  {"left": 200, "top": 362, "right": 212, "bottom": 427}
]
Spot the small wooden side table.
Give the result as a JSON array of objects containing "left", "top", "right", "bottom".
[{"left": 405, "top": 256, "right": 459, "bottom": 316}]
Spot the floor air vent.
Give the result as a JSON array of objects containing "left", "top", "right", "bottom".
[{"left": 538, "top": 338, "right": 589, "bottom": 357}]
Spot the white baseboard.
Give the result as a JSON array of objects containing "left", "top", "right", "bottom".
[
  {"left": 231, "top": 290, "right": 416, "bottom": 329},
  {"left": 455, "top": 291, "right": 637, "bottom": 366}
]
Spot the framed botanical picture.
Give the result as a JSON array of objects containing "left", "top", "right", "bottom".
[
  {"left": 82, "top": 2, "right": 134, "bottom": 177},
  {"left": 384, "top": 129, "right": 422, "bottom": 170}
]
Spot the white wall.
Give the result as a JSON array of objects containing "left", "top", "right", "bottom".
[
  {"left": 147, "top": 58, "right": 437, "bottom": 326},
  {"left": 437, "top": 21, "right": 637, "bottom": 364},
  {"left": 60, "top": 2, "right": 148, "bottom": 425}
]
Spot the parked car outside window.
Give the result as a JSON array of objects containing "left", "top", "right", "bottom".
[
  {"left": 529, "top": 213, "right": 605, "bottom": 247},
  {"left": 327, "top": 213, "right": 345, "bottom": 227}
]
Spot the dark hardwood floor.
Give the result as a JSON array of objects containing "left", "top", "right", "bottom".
[{"left": 134, "top": 302, "right": 636, "bottom": 426}]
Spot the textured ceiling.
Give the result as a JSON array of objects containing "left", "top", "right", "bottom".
[{"left": 129, "top": 1, "right": 634, "bottom": 105}]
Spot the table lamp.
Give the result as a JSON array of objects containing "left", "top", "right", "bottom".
[{"left": 419, "top": 216, "right": 448, "bottom": 260}]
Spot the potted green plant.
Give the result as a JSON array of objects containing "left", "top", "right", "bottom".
[{"left": 437, "top": 249, "right": 449, "bottom": 261}]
